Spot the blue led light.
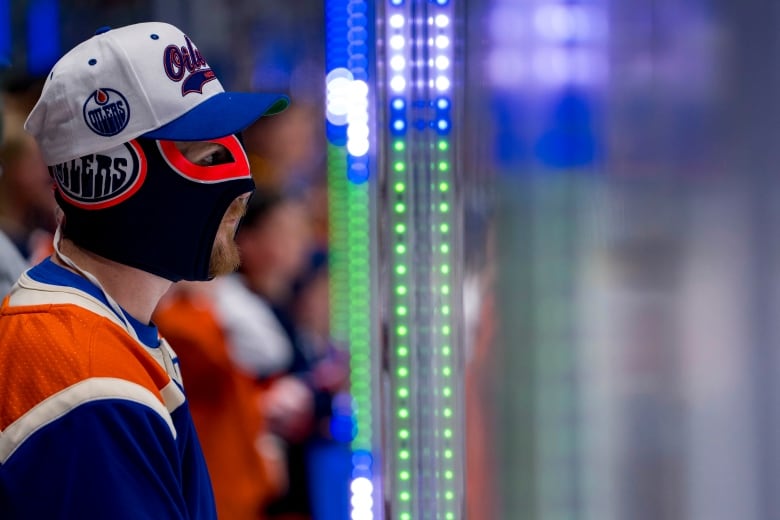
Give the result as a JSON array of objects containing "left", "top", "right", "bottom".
[
  {"left": 437, "top": 98, "right": 450, "bottom": 110},
  {"left": 390, "top": 0, "right": 404, "bottom": 5},
  {"left": 0, "top": 0, "right": 10, "bottom": 66},
  {"left": 435, "top": 0, "right": 449, "bottom": 5},
  {"left": 26, "top": 0, "right": 60, "bottom": 76},
  {"left": 392, "top": 98, "right": 405, "bottom": 111},
  {"left": 392, "top": 119, "right": 407, "bottom": 135},
  {"left": 348, "top": 155, "right": 370, "bottom": 184}
]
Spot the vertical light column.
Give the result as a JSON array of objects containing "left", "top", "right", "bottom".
[
  {"left": 382, "top": 1, "right": 462, "bottom": 519},
  {"left": 325, "top": 2, "right": 377, "bottom": 519}
]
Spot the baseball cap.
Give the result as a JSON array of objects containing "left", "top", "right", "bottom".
[{"left": 25, "top": 22, "right": 289, "bottom": 165}]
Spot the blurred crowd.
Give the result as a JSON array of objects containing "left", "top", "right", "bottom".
[{"left": 0, "top": 71, "right": 351, "bottom": 520}]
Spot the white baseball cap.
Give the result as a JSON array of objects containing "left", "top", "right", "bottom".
[{"left": 25, "top": 21, "right": 289, "bottom": 165}]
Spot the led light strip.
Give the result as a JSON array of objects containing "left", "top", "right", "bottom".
[
  {"left": 325, "top": 2, "right": 376, "bottom": 519},
  {"left": 385, "top": 2, "right": 413, "bottom": 517},
  {"left": 385, "top": 0, "right": 459, "bottom": 518}
]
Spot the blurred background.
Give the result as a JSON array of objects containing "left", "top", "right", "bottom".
[{"left": 4, "top": 0, "right": 780, "bottom": 519}]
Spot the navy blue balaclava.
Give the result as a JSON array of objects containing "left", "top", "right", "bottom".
[{"left": 49, "top": 134, "right": 254, "bottom": 282}]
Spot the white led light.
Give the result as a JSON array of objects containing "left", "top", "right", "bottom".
[
  {"left": 347, "top": 124, "right": 370, "bottom": 140},
  {"left": 435, "top": 35, "right": 450, "bottom": 49},
  {"left": 435, "top": 76, "right": 451, "bottom": 91},
  {"left": 347, "top": 138, "right": 370, "bottom": 157},
  {"left": 435, "top": 55, "right": 450, "bottom": 70},
  {"left": 350, "top": 494, "right": 374, "bottom": 510},
  {"left": 435, "top": 14, "right": 450, "bottom": 28},
  {"left": 350, "top": 510, "right": 374, "bottom": 520},
  {"left": 351, "top": 477, "right": 374, "bottom": 494},
  {"left": 389, "top": 14, "right": 405, "bottom": 29},
  {"left": 390, "top": 75, "right": 407, "bottom": 92},
  {"left": 351, "top": 79, "right": 369, "bottom": 98},
  {"left": 390, "top": 35, "right": 405, "bottom": 50},
  {"left": 390, "top": 55, "right": 406, "bottom": 71}
]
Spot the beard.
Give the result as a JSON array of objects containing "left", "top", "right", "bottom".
[
  {"left": 208, "top": 195, "right": 249, "bottom": 277},
  {"left": 208, "top": 231, "right": 241, "bottom": 277}
]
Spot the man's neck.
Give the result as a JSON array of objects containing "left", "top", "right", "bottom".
[{"left": 52, "top": 239, "right": 172, "bottom": 324}]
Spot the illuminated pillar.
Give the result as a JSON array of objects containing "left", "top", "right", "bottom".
[
  {"left": 380, "top": 1, "right": 463, "bottom": 519},
  {"left": 325, "top": 1, "right": 379, "bottom": 519}
]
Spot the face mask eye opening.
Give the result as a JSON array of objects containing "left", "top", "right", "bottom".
[{"left": 174, "top": 141, "right": 236, "bottom": 167}]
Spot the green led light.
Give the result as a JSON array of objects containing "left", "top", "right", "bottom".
[
  {"left": 398, "top": 346, "right": 408, "bottom": 357},
  {"left": 444, "top": 429, "right": 453, "bottom": 438},
  {"left": 396, "top": 244, "right": 407, "bottom": 254},
  {"left": 395, "top": 182, "right": 406, "bottom": 193},
  {"left": 444, "top": 449, "right": 453, "bottom": 459},
  {"left": 442, "top": 346, "right": 451, "bottom": 356},
  {"left": 438, "top": 140, "right": 448, "bottom": 151},
  {"left": 397, "top": 325, "right": 408, "bottom": 336},
  {"left": 440, "top": 244, "right": 450, "bottom": 253},
  {"left": 443, "top": 408, "right": 452, "bottom": 418},
  {"left": 441, "top": 265, "right": 450, "bottom": 274},
  {"left": 394, "top": 140, "right": 406, "bottom": 152},
  {"left": 399, "top": 408, "right": 409, "bottom": 418},
  {"left": 441, "top": 285, "right": 450, "bottom": 295},
  {"left": 440, "top": 223, "right": 449, "bottom": 233},
  {"left": 397, "top": 305, "right": 408, "bottom": 316},
  {"left": 398, "top": 387, "right": 409, "bottom": 398},
  {"left": 395, "top": 203, "right": 406, "bottom": 213},
  {"left": 438, "top": 161, "right": 449, "bottom": 172},
  {"left": 443, "top": 387, "right": 452, "bottom": 397},
  {"left": 439, "top": 182, "right": 449, "bottom": 192},
  {"left": 401, "top": 513, "right": 411, "bottom": 520},
  {"left": 442, "top": 305, "right": 450, "bottom": 315},
  {"left": 400, "top": 429, "right": 410, "bottom": 439},
  {"left": 396, "top": 223, "right": 406, "bottom": 234},
  {"left": 397, "top": 285, "right": 408, "bottom": 295},
  {"left": 396, "top": 265, "right": 407, "bottom": 275},
  {"left": 446, "top": 512, "right": 455, "bottom": 520},
  {"left": 443, "top": 367, "right": 451, "bottom": 377},
  {"left": 439, "top": 202, "right": 449, "bottom": 213},
  {"left": 400, "top": 450, "right": 410, "bottom": 460},
  {"left": 394, "top": 162, "right": 405, "bottom": 172},
  {"left": 399, "top": 367, "right": 409, "bottom": 377},
  {"left": 445, "top": 491, "right": 454, "bottom": 500},
  {"left": 400, "top": 470, "right": 410, "bottom": 480},
  {"left": 442, "top": 325, "right": 451, "bottom": 335},
  {"left": 400, "top": 491, "right": 410, "bottom": 501},
  {"left": 445, "top": 470, "right": 454, "bottom": 479}
]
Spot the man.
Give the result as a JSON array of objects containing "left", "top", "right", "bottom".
[{"left": 0, "top": 22, "right": 288, "bottom": 519}]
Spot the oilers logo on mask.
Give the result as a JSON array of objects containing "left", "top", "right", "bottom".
[
  {"left": 49, "top": 140, "right": 146, "bottom": 210},
  {"left": 82, "top": 88, "right": 130, "bottom": 137}
]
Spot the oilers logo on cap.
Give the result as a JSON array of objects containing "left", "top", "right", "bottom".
[
  {"left": 163, "top": 36, "right": 217, "bottom": 96},
  {"left": 83, "top": 88, "right": 130, "bottom": 137}
]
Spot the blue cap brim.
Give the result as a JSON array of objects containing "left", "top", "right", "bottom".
[{"left": 143, "top": 92, "right": 289, "bottom": 141}]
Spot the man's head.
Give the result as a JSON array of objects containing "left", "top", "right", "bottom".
[{"left": 24, "top": 22, "right": 288, "bottom": 281}]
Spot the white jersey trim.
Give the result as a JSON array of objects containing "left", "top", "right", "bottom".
[{"left": 0, "top": 377, "right": 176, "bottom": 464}]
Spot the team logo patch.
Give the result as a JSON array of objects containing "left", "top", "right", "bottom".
[
  {"left": 163, "top": 35, "right": 217, "bottom": 96},
  {"left": 83, "top": 88, "right": 130, "bottom": 136},
  {"left": 50, "top": 140, "right": 147, "bottom": 210}
]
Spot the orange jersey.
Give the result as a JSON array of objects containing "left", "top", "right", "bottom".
[{"left": 0, "top": 259, "right": 216, "bottom": 519}]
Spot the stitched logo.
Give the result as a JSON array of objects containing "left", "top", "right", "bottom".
[{"left": 82, "top": 88, "right": 130, "bottom": 136}]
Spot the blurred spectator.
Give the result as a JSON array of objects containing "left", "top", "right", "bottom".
[
  {"left": 242, "top": 103, "right": 326, "bottom": 193},
  {"left": 0, "top": 225, "right": 26, "bottom": 297},
  {"left": 154, "top": 281, "right": 290, "bottom": 520},
  {"left": 0, "top": 71, "right": 56, "bottom": 262},
  {"left": 232, "top": 189, "right": 350, "bottom": 519}
]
